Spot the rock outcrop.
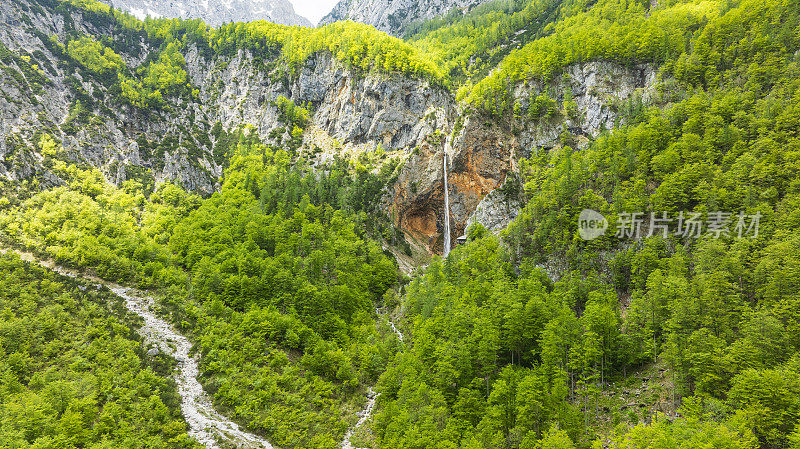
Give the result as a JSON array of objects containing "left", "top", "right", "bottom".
[
  {"left": 109, "top": 0, "right": 311, "bottom": 27},
  {"left": 320, "top": 0, "right": 494, "bottom": 37},
  {"left": 386, "top": 115, "right": 517, "bottom": 253},
  {"left": 465, "top": 180, "right": 523, "bottom": 234},
  {"left": 195, "top": 50, "right": 453, "bottom": 153},
  {"left": 513, "top": 61, "right": 657, "bottom": 153},
  {"left": 384, "top": 61, "right": 656, "bottom": 254}
]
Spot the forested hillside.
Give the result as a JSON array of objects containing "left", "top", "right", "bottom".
[
  {"left": 1, "top": 0, "right": 800, "bottom": 448},
  {"left": 375, "top": 0, "right": 800, "bottom": 448},
  {"left": 1, "top": 128, "right": 403, "bottom": 447},
  {"left": 0, "top": 252, "right": 199, "bottom": 447}
]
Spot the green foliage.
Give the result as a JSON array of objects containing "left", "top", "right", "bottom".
[
  {"left": 53, "top": 0, "right": 444, "bottom": 110},
  {"left": 61, "top": 31, "right": 191, "bottom": 109},
  {"left": 728, "top": 368, "right": 800, "bottom": 447},
  {"left": 611, "top": 413, "right": 757, "bottom": 448},
  {"left": 211, "top": 20, "right": 444, "bottom": 83},
  {"left": 485, "top": 0, "right": 800, "bottom": 447},
  {"left": 119, "top": 41, "right": 190, "bottom": 108},
  {"left": 536, "top": 426, "right": 576, "bottom": 449},
  {"left": 274, "top": 96, "right": 311, "bottom": 130},
  {"left": 375, "top": 236, "right": 596, "bottom": 447},
  {"left": 0, "top": 130, "right": 403, "bottom": 447},
  {"left": 271, "top": 96, "right": 311, "bottom": 151},
  {"left": 141, "top": 42, "right": 189, "bottom": 97},
  {"left": 61, "top": 100, "right": 93, "bottom": 135},
  {"left": 408, "top": 0, "right": 569, "bottom": 84},
  {"left": 66, "top": 36, "right": 125, "bottom": 79},
  {"left": 468, "top": 0, "right": 721, "bottom": 114},
  {"left": 0, "top": 253, "right": 199, "bottom": 448}
]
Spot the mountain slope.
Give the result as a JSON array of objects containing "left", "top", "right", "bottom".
[
  {"left": 0, "top": 251, "right": 198, "bottom": 447},
  {"left": 320, "top": 0, "right": 494, "bottom": 37},
  {"left": 0, "top": 0, "right": 445, "bottom": 196},
  {"left": 0, "top": 0, "right": 654, "bottom": 254},
  {"left": 108, "top": 0, "right": 312, "bottom": 27},
  {"left": 374, "top": 0, "right": 800, "bottom": 447},
  {"left": 3, "top": 0, "right": 800, "bottom": 448}
]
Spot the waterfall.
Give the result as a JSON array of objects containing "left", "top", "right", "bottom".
[{"left": 443, "top": 145, "right": 451, "bottom": 258}]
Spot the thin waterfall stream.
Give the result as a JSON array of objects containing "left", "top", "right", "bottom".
[
  {"left": 442, "top": 145, "right": 451, "bottom": 258},
  {"left": 340, "top": 387, "right": 379, "bottom": 449}
]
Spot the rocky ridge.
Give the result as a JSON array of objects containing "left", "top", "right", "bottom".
[
  {"left": 108, "top": 0, "right": 312, "bottom": 27},
  {"left": 320, "top": 0, "right": 494, "bottom": 37}
]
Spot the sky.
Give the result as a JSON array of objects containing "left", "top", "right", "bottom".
[{"left": 290, "top": 0, "right": 340, "bottom": 24}]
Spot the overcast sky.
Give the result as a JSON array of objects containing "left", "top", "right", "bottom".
[{"left": 290, "top": 0, "right": 340, "bottom": 25}]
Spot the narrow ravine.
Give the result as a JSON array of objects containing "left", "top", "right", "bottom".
[
  {"left": 110, "top": 285, "right": 273, "bottom": 449},
  {"left": 1, "top": 247, "right": 274, "bottom": 449},
  {"left": 340, "top": 387, "right": 379, "bottom": 449},
  {"left": 376, "top": 307, "right": 405, "bottom": 342},
  {"left": 338, "top": 308, "right": 406, "bottom": 448}
]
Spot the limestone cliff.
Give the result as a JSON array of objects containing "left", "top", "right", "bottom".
[
  {"left": 385, "top": 116, "right": 516, "bottom": 253},
  {"left": 320, "top": 0, "right": 494, "bottom": 37},
  {"left": 385, "top": 61, "right": 657, "bottom": 253},
  {"left": 513, "top": 61, "right": 658, "bottom": 152},
  {"left": 0, "top": 0, "right": 222, "bottom": 193},
  {"left": 0, "top": 0, "right": 448, "bottom": 195},
  {"left": 109, "top": 0, "right": 312, "bottom": 27},
  {"left": 0, "top": 0, "right": 659, "bottom": 256},
  {"left": 193, "top": 50, "right": 452, "bottom": 153}
]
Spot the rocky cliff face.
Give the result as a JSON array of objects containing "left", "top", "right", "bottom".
[
  {"left": 192, "top": 50, "right": 453, "bottom": 153},
  {"left": 385, "top": 61, "right": 657, "bottom": 253},
  {"left": 0, "top": 0, "right": 223, "bottom": 193},
  {"left": 513, "top": 61, "right": 657, "bottom": 152},
  {"left": 385, "top": 114, "right": 516, "bottom": 253},
  {"left": 109, "top": 0, "right": 311, "bottom": 27},
  {"left": 320, "top": 0, "right": 493, "bottom": 37},
  {"left": 0, "top": 0, "right": 659, "bottom": 255},
  {"left": 0, "top": 0, "right": 446, "bottom": 195},
  {"left": 465, "top": 182, "right": 523, "bottom": 234}
]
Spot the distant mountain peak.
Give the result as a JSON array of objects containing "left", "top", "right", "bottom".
[
  {"left": 320, "top": 0, "right": 494, "bottom": 36},
  {"left": 107, "top": 0, "right": 312, "bottom": 27}
]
